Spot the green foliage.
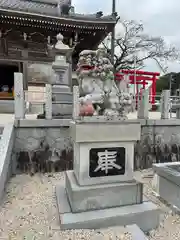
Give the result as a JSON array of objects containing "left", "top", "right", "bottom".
[
  {"left": 156, "top": 74, "right": 171, "bottom": 94},
  {"left": 156, "top": 72, "right": 180, "bottom": 95}
]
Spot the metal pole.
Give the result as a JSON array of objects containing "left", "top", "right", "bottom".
[
  {"left": 134, "top": 55, "right": 137, "bottom": 107},
  {"left": 169, "top": 74, "right": 172, "bottom": 118},
  {"left": 111, "top": 0, "right": 116, "bottom": 64},
  {"left": 169, "top": 73, "right": 172, "bottom": 95}
]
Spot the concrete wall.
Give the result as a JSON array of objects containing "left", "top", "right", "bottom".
[
  {"left": 0, "top": 123, "right": 14, "bottom": 202},
  {"left": 13, "top": 119, "right": 180, "bottom": 173}
]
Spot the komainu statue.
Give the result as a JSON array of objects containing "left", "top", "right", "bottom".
[{"left": 76, "top": 47, "right": 133, "bottom": 119}]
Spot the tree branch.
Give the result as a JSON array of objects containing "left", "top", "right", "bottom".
[{"left": 102, "top": 20, "right": 179, "bottom": 72}]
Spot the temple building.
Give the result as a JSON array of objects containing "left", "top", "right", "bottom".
[{"left": 0, "top": 0, "right": 116, "bottom": 100}]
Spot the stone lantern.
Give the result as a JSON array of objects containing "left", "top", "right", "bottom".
[{"left": 48, "top": 33, "right": 73, "bottom": 118}]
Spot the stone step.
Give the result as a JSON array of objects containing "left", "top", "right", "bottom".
[
  {"left": 56, "top": 182, "right": 160, "bottom": 231},
  {"left": 65, "top": 170, "right": 143, "bottom": 213}
]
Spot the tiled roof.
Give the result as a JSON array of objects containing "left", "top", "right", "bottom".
[
  {"left": 0, "top": 0, "right": 116, "bottom": 23},
  {"left": 0, "top": 0, "right": 59, "bottom": 16}
]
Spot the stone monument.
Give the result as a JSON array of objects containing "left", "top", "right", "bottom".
[
  {"left": 56, "top": 48, "right": 160, "bottom": 231},
  {"left": 39, "top": 33, "right": 73, "bottom": 119}
]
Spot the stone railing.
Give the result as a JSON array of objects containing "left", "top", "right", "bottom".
[
  {"left": 13, "top": 75, "right": 174, "bottom": 121},
  {"left": 14, "top": 73, "right": 25, "bottom": 120},
  {"left": 45, "top": 84, "right": 52, "bottom": 119},
  {"left": 137, "top": 89, "right": 180, "bottom": 120},
  {"left": 14, "top": 72, "right": 45, "bottom": 119}
]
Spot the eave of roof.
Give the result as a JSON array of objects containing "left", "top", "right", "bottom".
[
  {"left": 0, "top": 8, "right": 116, "bottom": 24},
  {"left": 0, "top": 9, "right": 116, "bottom": 34},
  {"left": 0, "top": 0, "right": 116, "bottom": 29},
  {"left": 1, "top": 10, "right": 115, "bottom": 23}
]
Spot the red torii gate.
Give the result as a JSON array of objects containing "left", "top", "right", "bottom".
[{"left": 115, "top": 69, "right": 160, "bottom": 105}]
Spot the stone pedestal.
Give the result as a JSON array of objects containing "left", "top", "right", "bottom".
[
  {"left": 51, "top": 59, "right": 73, "bottom": 118},
  {"left": 56, "top": 120, "right": 160, "bottom": 231},
  {"left": 42, "top": 33, "right": 73, "bottom": 119},
  {"left": 153, "top": 162, "right": 180, "bottom": 209}
]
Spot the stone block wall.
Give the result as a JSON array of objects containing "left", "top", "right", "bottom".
[
  {"left": 135, "top": 120, "right": 180, "bottom": 169},
  {"left": 0, "top": 124, "right": 14, "bottom": 202},
  {"left": 13, "top": 119, "right": 180, "bottom": 173},
  {"left": 13, "top": 120, "right": 72, "bottom": 175}
]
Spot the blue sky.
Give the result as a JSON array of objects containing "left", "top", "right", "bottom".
[{"left": 72, "top": 0, "right": 180, "bottom": 74}]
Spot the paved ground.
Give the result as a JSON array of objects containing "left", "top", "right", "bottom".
[{"left": 0, "top": 114, "right": 37, "bottom": 125}]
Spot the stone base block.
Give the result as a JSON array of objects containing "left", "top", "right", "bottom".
[
  {"left": 52, "top": 85, "right": 71, "bottom": 93},
  {"left": 52, "top": 103, "right": 72, "bottom": 115},
  {"left": 153, "top": 162, "right": 180, "bottom": 187},
  {"left": 29, "top": 103, "right": 44, "bottom": 114},
  {"left": 52, "top": 92, "right": 73, "bottom": 102},
  {"left": 65, "top": 170, "right": 143, "bottom": 213},
  {"left": 56, "top": 182, "right": 161, "bottom": 231},
  {"left": 158, "top": 175, "right": 180, "bottom": 209},
  {"left": 153, "top": 162, "right": 180, "bottom": 209}
]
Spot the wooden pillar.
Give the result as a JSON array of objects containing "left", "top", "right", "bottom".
[
  {"left": 18, "top": 62, "right": 21, "bottom": 72},
  {"left": 22, "top": 33, "right": 28, "bottom": 90},
  {"left": 67, "top": 57, "right": 73, "bottom": 91},
  {"left": 151, "top": 76, "right": 156, "bottom": 105},
  {"left": 22, "top": 50, "right": 28, "bottom": 90}
]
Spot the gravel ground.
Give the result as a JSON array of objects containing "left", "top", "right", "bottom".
[
  {"left": 0, "top": 170, "right": 180, "bottom": 239},
  {"left": 137, "top": 169, "right": 180, "bottom": 240},
  {"left": 0, "top": 173, "right": 132, "bottom": 240}
]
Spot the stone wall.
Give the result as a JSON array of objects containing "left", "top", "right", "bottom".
[
  {"left": 135, "top": 119, "right": 180, "bottom": 169},
  {"left": 13, "top": 119, "right": 180, "bottom": 173},
  {"left": 0, "top": 123, "right": 14, "bottom": 202},
  {"left": 13, "top": 119, "right": 72, "bottom": 175}
]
